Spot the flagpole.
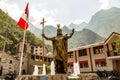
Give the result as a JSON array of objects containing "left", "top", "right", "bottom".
[
  {"left": 19, "top": 26, "right": 26, "bottom": 75},
  {"left": 40, "top": 18, "right": 46, "bottom": 63},
  {"left": 18, "top": 2, "right": 29, "bottom": 75}
]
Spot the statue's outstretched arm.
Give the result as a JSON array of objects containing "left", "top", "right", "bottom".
[
  {"left": 65, "top": 28, "right": 74, "bottom": 39},
  {"left": 42, "top": 34, "right": 55, "bottom": 40}
]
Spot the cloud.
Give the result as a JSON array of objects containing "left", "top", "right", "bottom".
[
  {"left": 45, "top": 16, "right": 59, "bottom": 27},
  {"left": 1, "top": 0, "right": 120, "bottom": 28},
  {"left": 0, "top": 0, "right": 22, "bottom": 20},
  {"left": 109, "top": 0, "right": 120, "bottom": 8},
  {"left": 99, "top": 0, "right": 110, "bottom": 9},
  {"left": 0, "top": 0, "right": 59, "bottom": 28},
  {"left": 0, "top": 0, "right": 98, "bottom": 28},
  {"left": 30, "top": 6, "right": 59, "bottom": 28}
]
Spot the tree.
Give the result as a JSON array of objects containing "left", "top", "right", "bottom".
[{"left": 113, "top": 35, "right": 120, "bottom": 53}]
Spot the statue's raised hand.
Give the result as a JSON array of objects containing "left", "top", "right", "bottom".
[{"left": 72, "top": 28, "right": 74, "bottom": 33}]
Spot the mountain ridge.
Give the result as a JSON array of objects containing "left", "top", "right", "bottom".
[
  {"left": 68, "top": 22, "right": 87, "bottom": 31},
  {"left": 28, "top": 7, "right": 120, "bottom": 49},
  {"left": 86, "top": 7, "right": 120, "bottom": 37},
  {"left": 29, "top": 24, "right": 105, "bottom": 49}
]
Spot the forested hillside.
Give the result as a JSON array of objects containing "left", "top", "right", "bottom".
[{"left": 0, "top": 9, "right": 42, "bottom": 54}]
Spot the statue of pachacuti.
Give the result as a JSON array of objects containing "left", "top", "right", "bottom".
[{"left": 42, "top": 24, "right": 74, "bottom": 73}]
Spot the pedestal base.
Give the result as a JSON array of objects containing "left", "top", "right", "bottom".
[
  {"left": 15, "top": 73, "right": 99, "bottom": 80},
  {"left": 16, "top": 74, "right": 67, "bottom": 80},
  {"left": 48, "top": 74, "right": 67, "bottom": 80}
]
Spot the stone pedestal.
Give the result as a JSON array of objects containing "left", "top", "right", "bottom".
[
  {"left": 78, "top": 73, "right": 99, "bottom": 80},
  {"left": 16, "top": 74, "right": 68, "bottom": 80},
  {"left": 48, "top": 74, "right": 67, "bottom": 80},
  {"left": 15, "top": 73, "right": 99, "bottom": 80}
]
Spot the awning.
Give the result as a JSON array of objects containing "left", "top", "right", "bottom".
[
  {"left": 79, "top": 60, "right": 88, "bottom": 64},
  {"left": 67, "top": 62, "right": 73, "bottom": 65},
  {"left": 95, "top": 58, "right": 106, "bottom": 62}
]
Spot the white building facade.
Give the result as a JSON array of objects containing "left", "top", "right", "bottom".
[{"left": 68, "top": 32, "right": 120, "bottom": 73}]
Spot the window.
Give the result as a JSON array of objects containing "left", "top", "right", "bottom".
[
  {"left": 68, "top": 52, "right": 73, "bottom": 58},
  {"left": 79, "top": 60, "right": 88, "bottom": 68},
  {"left": 31, "top": 55, "right": 35, "bottom": 60},
  {"left": 93, "top": 45, "right": 104, "bottom": 54},
  {"left": 31, "top": 46, "right": 34, "bottom": 49},
  {"left": 40, "top": 53, "right": 42, "bottom": 55},
  {"left": 9, "top": 60, "right": 12, "bottom": 64},
  {"left": 9, "top": 67, "right": 11, "bottom": 69},
  {"left": 95, "top": 58, "right": 107, "bottom": 67},
  {"left": 68, "top": 62, "right": 73, "bottom": 69},
  {"left": 31, "top": 46, "right": 34, "bottom": 53},
  {"left": 99, "top": 46, "right": 104, "bottom": 53},
  {"left": 48, "top": 58, "right": 51, "bottom": 62},
  {"left": 40, "top": 46, "right": 42, "bottom": 48},
  {"left": 78, "top": 49, "right": 87, "bottom": 57},
  {"left": 36, "top": 55, "right": 39, "bottom": 59}
]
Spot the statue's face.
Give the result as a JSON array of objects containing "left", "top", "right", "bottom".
[{"left": 57, "top": 29, "right": 62, "bottom": 36}]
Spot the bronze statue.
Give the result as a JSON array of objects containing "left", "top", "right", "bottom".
[{"left": 42, "top": 24, "right": 74, "bottom": 73}]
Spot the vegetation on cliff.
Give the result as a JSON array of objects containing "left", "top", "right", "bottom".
[{"left": 0, "top": 9, "right": 42, "bottom": 54}]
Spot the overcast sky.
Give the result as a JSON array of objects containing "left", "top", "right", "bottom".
[{"left": 0, "top": 0, "right": 120, "bottom": 28}]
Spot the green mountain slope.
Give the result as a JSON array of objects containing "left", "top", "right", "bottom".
[
  {"left": 0, "top": 9, "right": 42, "bottom": 54},
  {"left": 68, "top": 28, "right": 105, "bottom": 48}
]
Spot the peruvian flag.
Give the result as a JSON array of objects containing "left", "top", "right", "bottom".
[{"left": 17, "top": 3, "right": 29, "bottom": 30}]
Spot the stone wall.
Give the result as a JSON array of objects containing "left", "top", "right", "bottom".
[{"left": 0, "top": 51, "right": 19, "bottom": 75}]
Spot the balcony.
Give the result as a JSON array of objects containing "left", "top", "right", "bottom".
[{"left": 107, "top": 50, "right": 120, "bottom": 59}]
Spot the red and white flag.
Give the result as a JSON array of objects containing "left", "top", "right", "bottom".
[{"left": 17, "top": 3, "right": 29, "bottom": 30}]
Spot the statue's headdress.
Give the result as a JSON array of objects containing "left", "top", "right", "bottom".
[
  {"left": 57, "top": 24, "right": 62, "bottom": 35},
  {"left": 57, "top": 24, "right": 62, "bottom": 31}
]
